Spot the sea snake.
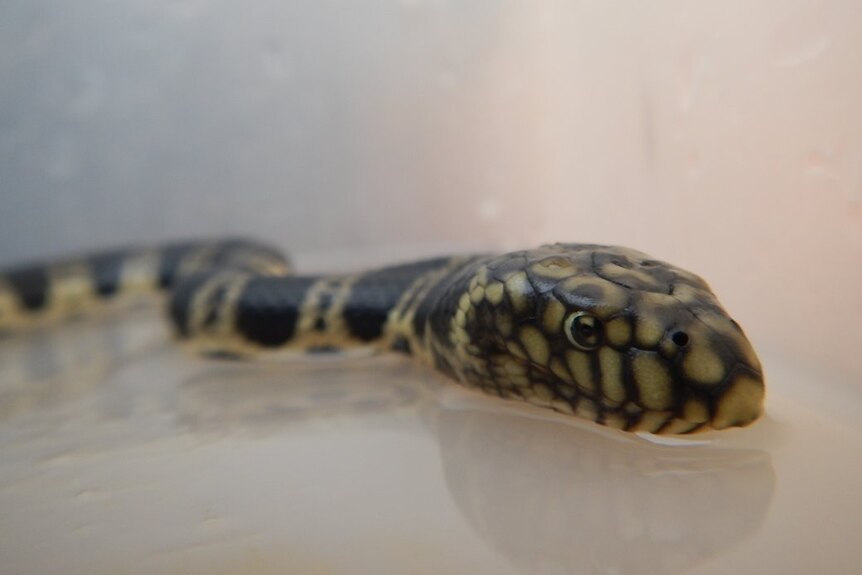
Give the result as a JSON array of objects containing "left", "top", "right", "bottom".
[{"left": 0, "top": 239, "right": 765, "bottom": 434}]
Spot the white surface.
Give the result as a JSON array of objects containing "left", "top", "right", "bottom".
[{"left": 1, "top": 311, "right": 860, "bottom": 574}]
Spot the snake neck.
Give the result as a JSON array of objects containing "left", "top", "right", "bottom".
[{"left": 169, "top": 255, "right": 486, "bottom": 359}]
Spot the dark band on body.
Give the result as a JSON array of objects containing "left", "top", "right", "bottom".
[
  {"left": 235, "top": 276, "right": 320, "bottom": 347},
  {"left": 89, "top": 250, "right": 128, "bottom": 297},
  {"left": 5, "top": 265, "right": 49, "bottom": 311},
  {"left": 158, "top": 242, "right": 204, "bottom": 288},
  {"left": 342, "top": 257, "right": 454, "bottom": 343}
]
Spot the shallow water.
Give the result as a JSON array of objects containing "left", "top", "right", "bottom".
[{"left": 0, "top": 310, "right": 859, "bottom": 575}]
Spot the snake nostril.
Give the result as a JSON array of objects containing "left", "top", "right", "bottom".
[{"left": 672, "top": 331, "right": 690, "bottom": 347}]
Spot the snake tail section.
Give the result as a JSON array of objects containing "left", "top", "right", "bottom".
[{"left": 0, "top": 239, "right": 290, "bottom": 331}]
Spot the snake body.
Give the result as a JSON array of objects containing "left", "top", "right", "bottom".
[{"left": 0, "top": 239, "right": 765, "bottom": 434}]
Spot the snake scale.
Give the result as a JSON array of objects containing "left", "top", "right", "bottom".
[{"left": 0, "top": 239, "right": 765, "bottom": 434}]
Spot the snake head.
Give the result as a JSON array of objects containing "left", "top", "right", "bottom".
[{"left": 453, "top": 244, "right": 765, "bottom": 434}]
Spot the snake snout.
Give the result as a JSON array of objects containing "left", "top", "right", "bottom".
[
  {"left": 704, "top": 360, "right": 765, "bottom": 430},
  {"left": 669, "top": 311, "right": 766, "bottom": 431},
  {"left": 696, "top": 319, "right": 766, "bottom": 431}
]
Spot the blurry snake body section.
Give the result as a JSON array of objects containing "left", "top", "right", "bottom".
[{"left": 0, "top": 239, "right": 765, "bottom": 434}]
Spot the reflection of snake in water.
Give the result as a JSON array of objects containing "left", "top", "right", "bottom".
[
  {"left": 0, "top": 238, "right": 764, "bottom": 434},
  {"left": 172, "top": 359, "right": 774, "bottom": 575},
  {"left": 434, "top": 406, "right": 774, "bottom": 575}
]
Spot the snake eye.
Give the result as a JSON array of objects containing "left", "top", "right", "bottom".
[{"left": 565, "top": 312, "right": 604, "bottom": 350}]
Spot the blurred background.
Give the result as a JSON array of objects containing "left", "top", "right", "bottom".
[{"left": 1, "top": 0, "right": 861, "bottom": 378}]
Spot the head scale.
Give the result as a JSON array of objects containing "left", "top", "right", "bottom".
[{"left": 449, "top": 244, "right": 765, "bottom": 434}]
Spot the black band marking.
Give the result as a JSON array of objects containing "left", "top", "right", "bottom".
[
  {"left": 391, "top": 336, "right": 412, "bottom": 355},
  {"left": 158, "top": 242, "right": 202, "bottom": 288},
  {"left": 235, "top": 276, "right": 319, "bottom": 347},
  {"left": 5, "top": 265, "right": 49, "bottom": 311},
  {"left": 89, "top": 250, "right": 127, "bottom": 297},
  {"left": 344, "top": 258, "right": 453, "bottom": 343}
]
